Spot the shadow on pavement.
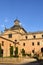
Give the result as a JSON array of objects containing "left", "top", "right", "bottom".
[
  {"left": 0, "top": 60, "right": 43, "bottom": 65},
  {"left": 22, "top": 60, "right": 43, "bottom": 65}
]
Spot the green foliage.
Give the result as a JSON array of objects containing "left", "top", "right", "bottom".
[
  {"left": 0, "top": 45, "right": 3, "bottom": 57},
  {"left": 15, "top": 47, "right": 18, "bottom": 57},
  {"left": 0, "top": 45, "right": 1, "bottom": 54},
  {"left": 33, "top": 53, "right": 39, "bottom": 60},
  {"left": 21, "top": 49, "right": 26, "bottom": 56},
  {"left": 26, "top": 53, "right": 31, "bottom": 56},
  {"left": 10, "top": 46, "right": 13, "bottom": 57}
]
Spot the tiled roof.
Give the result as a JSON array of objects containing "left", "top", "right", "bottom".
[{"left": 27, "top": 31, "right": 43, "bottom": 34}]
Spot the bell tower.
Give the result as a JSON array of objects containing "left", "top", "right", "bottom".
[{"left": 14, "top": 19, "right": 20, "bottom": 26}]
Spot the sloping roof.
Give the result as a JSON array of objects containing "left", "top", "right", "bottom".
[
  {"left": 4, "top": 19, "right": 27, "bottom": 33},
  {"left": 10, "top": 25, "right": 27, "bottom": 33},
  {"left": 27, "top": 31, "right": 43, "bottom": 34}
]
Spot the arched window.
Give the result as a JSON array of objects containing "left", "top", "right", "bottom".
[
  {"left": 41, "top": 48, "right": 43, "bottom": 52},
  {"left": 15, "top": 40, "right": 17, "bottom": 42},
  {"left": 33, "top": 35, "right": 36, "bottom": 39},
  {"left": 32, "top": 42, "right": 34, "bottom": 46},
  {"left": 37, "top": 42, "right": 40, "bottom": 45},
  {"left": 42, "top": 35, "right": 43, "bottom": 38},
  {"left": 23, "top": 43, "right": 25, "bottom": 46},
  {"left": 25, "top": 36, "right": 28, "bottom": 39},
  {"left": 32, "top": 50, "right": 34, "bottom": 53}
]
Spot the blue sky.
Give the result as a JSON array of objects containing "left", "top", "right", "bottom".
[{"left": 0, "top": 0, "right": 43, "bottom": 32}]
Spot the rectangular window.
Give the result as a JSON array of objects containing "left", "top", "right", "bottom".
[
  {"left": 8, "top": 34, "right": 12, "bottom": 38},
  {"left": 2, "top": 41, "right": 4, "bottom": 46}
]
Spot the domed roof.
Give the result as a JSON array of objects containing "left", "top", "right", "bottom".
[
  {"left": 10, "top": 19, "right": 27, "bottom": 33},
  {"left": 4, "top": 19, "right": 27, "bottom": 33}
]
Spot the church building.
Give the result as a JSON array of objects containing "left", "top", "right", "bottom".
[{"left": 0, "top": 19, "right": 43, "bottom": 57}]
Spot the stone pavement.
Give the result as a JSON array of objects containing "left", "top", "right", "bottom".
[
  {"left": 0, "top": 57, "right": 37, "bottom": 64},
  {"left": 0, "top": 61, "right": 43, "bottom": 65}
]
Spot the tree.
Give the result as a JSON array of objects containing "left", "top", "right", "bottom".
[
  {"left": 15, "top": 47, "right": 18, "bottom": 57},
  {"left": 10, "top": 46, "right": 13, "bottom": 57},
  {"left": 21, "top": 49, "right": 26, "bottom": 56},
  {"left": 0, "top": 44, "right": 3, "bottom": 57}
]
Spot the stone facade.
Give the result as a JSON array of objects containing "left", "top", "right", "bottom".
[{"left": 0, "top": 19, "right": 43, "bottom": 57}]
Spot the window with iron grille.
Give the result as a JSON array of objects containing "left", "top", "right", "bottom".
[{"left": 8, "top": 34, "right": 12, "bottom": 38}]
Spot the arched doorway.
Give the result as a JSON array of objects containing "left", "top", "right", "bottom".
[{"left": 41, "top": 47, "right": 43, "bottom": 53}]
